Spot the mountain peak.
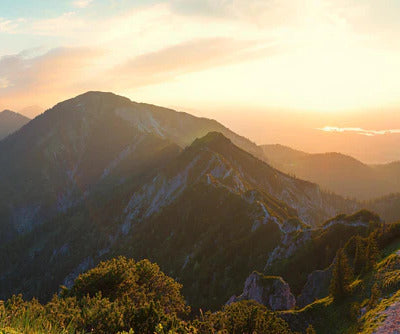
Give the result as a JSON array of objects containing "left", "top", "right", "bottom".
[
  {"left": 190, "top": 131, "right": 232, "bottom": 150},
  {"left": 1, "top": 109, "right": 15, "bottom": 115},
  {"left": 75, "top": 91, "right": 130, "bottom": 100},
  {"left": 0, "top": 109, "right": 29, "bottom": 119},
  {"left": 57, "top": 91, "right": 134, "bottom": 111}
]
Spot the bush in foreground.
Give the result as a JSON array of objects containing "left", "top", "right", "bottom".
[{"left": 0, "top": 257, "right": 295, "bottom": 334}]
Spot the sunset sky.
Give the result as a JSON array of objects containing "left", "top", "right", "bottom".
[{"left": 1, "top": 0, "right": 399, "bottom": 162}]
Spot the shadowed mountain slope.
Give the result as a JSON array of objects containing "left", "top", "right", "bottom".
[{"left": 0, "top": 92, "right": 263, "bottom": 241}]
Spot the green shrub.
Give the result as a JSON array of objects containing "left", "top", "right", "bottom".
[{"left": 194, "top": 300, "right": 294, "bottom": 334}]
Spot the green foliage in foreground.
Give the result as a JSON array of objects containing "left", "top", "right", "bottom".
[
  {"left": 194, "top": 300, "right": 295, "bottom": 334},
  {"left": 0, "top": 257, "right": 295, "bottom": 334},
  {"left": 281, "top": 222, "right": 400, "bottom": 334}
]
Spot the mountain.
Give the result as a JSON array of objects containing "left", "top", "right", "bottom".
[
  {"left": 0, "top": 92, "right": 362, "bottom": 311},
  {"left": 261, "top": 144, "right": 400, "bottom": 200},
  {"left": 0, "top": 91, "right": 263, "bottom": 241},
  {"left": 0, "top": 129, "right": 356, "bottom": 307},
  {"left": 0, "top": 109, "right": 30, "bottom": 140}
]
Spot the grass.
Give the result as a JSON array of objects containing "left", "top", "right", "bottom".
[
  {"left": 0, "top": 299, "right": 75, "bottom": 334},
  {"left": 280, "top": 297, "right": 359, "bottom": 334},
  {"left": 359, "top": 289, "right": 400, "bottom": 334},
  {"left": 0, "top": 328, "right": 22, "bottom": 334}
]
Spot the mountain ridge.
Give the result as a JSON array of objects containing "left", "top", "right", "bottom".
[{"left": 261, "top": 143, "right": 400, "bottom": 200}]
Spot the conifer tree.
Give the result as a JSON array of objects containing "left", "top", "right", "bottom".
[
  {"left": 365, "top": 236, "right": 379, "bottom": 271},
  {"left": 330, "top": 249, "right": 353, "bottom": 301},
  {"left": 353, "top": 237, "right": 366, "bottom": 275}
]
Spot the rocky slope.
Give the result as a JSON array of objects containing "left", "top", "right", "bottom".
[
  {"left": 0, "top": 92, "right": 262, "bottom": 242},
  {"left": 297, "top": 266, "right": 332, "bottom": 308},
  {"left": 265, "top": 210, "right": 381, "bottom": 295},
  {"left": 227, "top": 271, "right": 296, "bottom": 310}
]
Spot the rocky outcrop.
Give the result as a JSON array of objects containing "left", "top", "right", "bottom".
[
  {"left": 297, "top": 266, "right": 333, "bottom": 307},
  {"left": 227, "top": 271, "right": 296, "bottom": 310}
]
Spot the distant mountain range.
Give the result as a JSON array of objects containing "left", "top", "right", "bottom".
[
  {"left": 0, "top": 109, "right": 30, "bottom": 140},
  {"left": 262, "top": 144, "right": 400, "bottom": 200},
  {"left": 0, "top": 92, "right": 398, "bottom": 312}
]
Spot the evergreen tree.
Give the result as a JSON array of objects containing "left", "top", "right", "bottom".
[
  {"left": 365, "top": 236, "right": 379, "bottom": 271},
  {"left": 353, "top": 237, "right": 366, "bottom": 275},
  {"left": 330, "top": 249, "right": 353, "bottom": 301}
]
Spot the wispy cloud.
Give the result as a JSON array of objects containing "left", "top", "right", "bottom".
[
  {"left": 30, "top": 12, "right": 87, "bottom": 36},
  {"left": 169, "top": 0, "right": 302, "bottom": 25},
  {"left": 0, "top": 47, "right": 103, "bottom": 109},
  {"left": 0, "top": 77, "right": 10, "bottom": 89},
  {"left": 0, "top": 18, "right": 24, "bottom": 33},
  {"left": 72, "top": 0, "right": 94, "bottom": 9},
  {"left": 109, "top": 37, "right": 278, "bottom": 87},
  {"left": 318, "top": 126, "right": 400, "bottom": 136},
  {"left": 0, "top": 35, "right": 277, "bottom": 111}
]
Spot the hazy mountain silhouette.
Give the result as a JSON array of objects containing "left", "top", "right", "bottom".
[
  {"left": 0, "top": 109, "right": 30, "bottom": 140},
  {"left": 262, "top": 144, "right": 400, "bottom": 200}
]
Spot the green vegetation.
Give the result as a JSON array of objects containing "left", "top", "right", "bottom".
[
  {"left": 329, "top": 249, "right": 353, "bottom": 301},
  {"left": 194, "top": 300, "right": 295, "bottom": 333},
  {"left": 0, "top": 257, "right": 296, "bottom": 334},
  {"left": 280, "top": 221, "right": 400, "bottom": 333},
  {"left": 268, "top": 215, "right": 377, "bottom": 294}
]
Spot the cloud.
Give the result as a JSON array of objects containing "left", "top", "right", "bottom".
[
  {"left": 0, "top": 77, "right": 10, "bottom": 89},
  {"left": 318, "top": 126, "right": 400, "bottom": 136},
  {"left": 0, "top": 18, "right": 24, "bottom": 33},
  {"left": 169, "top": 0, "right": 304, "bottom": 27},
  {"left": 0, "top": 47, "right": 103, "bottom": 110},
  {"left": 108, "top": 37, "right": 278, "bottom": 87},
  {"left": 0, "top": 35, "right": 279, "bottom": 111},
  {"left": 72, "top": 0, "right": 94, "bottom": 9},
  {"left": 30, "top": 12, "right": 87, "bottom": 36}
]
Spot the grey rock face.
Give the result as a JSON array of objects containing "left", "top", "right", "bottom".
[
  {"left": 228, "top": 271, "right": 296, "bottom": 310},
  {"left": 297, "top": 266, "right": 333, "bottom": 308}
]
